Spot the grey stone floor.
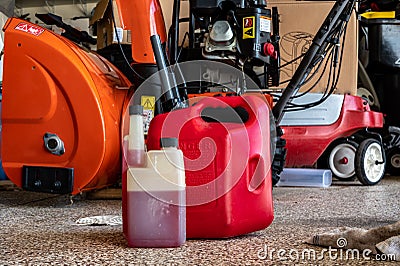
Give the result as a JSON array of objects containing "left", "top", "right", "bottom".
[{"left": 0, "top": 176, "right": 399, "bottom": 265}]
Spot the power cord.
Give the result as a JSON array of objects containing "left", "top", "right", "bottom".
[
  {"left": 274, "top": 13, "right": 350, "bottom": 113},
  {"left": 108, "top": 0, "right": 146, "bottom": 81}
]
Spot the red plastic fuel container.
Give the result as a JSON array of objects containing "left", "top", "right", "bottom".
[{"left": 147, "top": 94, "right": 274, "bottom": 238}]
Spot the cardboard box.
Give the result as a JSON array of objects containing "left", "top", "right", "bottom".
[
  {"left": 160, "top": 0, "right": 190, "bottom": 46},
  {"left": 90, "top": 0, "right": 131, "bottom": 50},
  {"left": 0, "top": 11, "right": 8, "bottom": 82},
  {"left": 161, "top": 0, "right": 357, "bottom": 95},
  {"left": 268, "top": 0, "right": 358, "bottom": 95}
]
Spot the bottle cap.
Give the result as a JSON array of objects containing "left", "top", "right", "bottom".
[
  {"left": 129, "top": 105, "right": 143, "bottom": 115},
  {"left": 254, "top": 0, "right": 267, "bottom": 6},
  {"left": 160, "top": 138, "right": 179, "bottom": 148}
]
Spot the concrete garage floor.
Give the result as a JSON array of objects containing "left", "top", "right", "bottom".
[{"left": 0, "top": 176, "right": 399, "bottom": 265}]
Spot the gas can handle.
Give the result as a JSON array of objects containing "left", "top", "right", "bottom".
[
  {"left": 189, "top": 96, "right": 247, "bottom": 113},
  {"left": 189, "top": 96, "right": 251, "bottom": 124}
]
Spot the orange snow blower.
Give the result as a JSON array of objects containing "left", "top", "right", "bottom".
[{"left": 1, "top": 18, "right": 132, "bottom": 194}]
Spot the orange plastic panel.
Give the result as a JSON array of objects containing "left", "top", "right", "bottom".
[
  {"left": 115, "top": 0, "right": 167, "bottom": 64},
  {"left": 2, "top": 18, "right": 132, "bottom": 194}
]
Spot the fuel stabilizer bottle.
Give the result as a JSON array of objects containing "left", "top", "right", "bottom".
[
  {"left": 126, "top": 105, "right": 146, "bottom": 167},
  {"left": 122, "top": 105, "right": 146, "bottom": 237},
  {"left": 126, "top": 137, "right": 186, "bottom": 247}
]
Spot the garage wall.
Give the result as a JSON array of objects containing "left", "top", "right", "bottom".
[{"left": 15, "top": 3, "right": 97, "bottom": 33}]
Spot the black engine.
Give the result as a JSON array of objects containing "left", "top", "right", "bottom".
[{"left": 171, "top": 0, "right": 280, "bottom": 92}]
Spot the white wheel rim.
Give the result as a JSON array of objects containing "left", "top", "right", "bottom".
[
  {"left": 363, "top": 142, "right": 385, "bottom": 183},
  {"left": 329, "top": 143, "right": 356, "bottom": 179}
]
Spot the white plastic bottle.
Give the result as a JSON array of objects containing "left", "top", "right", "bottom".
[
  {"left": 126, "top": 137, "right": 186, "bottom": 247},
  {"left": 123, "top": 104, "right": 146, "bottom": 237},
  {"left": 127, "top": 105, "right": 146, "bottom": 167}
]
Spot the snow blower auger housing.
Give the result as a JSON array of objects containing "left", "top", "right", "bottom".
[{"left": 1, "top": 18, "right": 132, "bottom": 194}]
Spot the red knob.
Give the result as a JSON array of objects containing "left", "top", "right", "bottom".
[
  {"left": 263, "top": 43, "right": 275, "bottom": 57},
  {"left": 340, "top": 157, "right": 349, "bottom": 165}
]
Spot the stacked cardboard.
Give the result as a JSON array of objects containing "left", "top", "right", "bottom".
[
  {"left": 90, "top": 0, "right": 131, "bottom": 50},
  {"left": 160, "top": 0, "right": 358, "bottom": 95},
  {"left": 268, "top": 0, "right": 358, "bottom": 95}
]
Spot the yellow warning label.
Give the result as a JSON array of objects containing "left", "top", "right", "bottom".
[
  {"left": 141, "top": 95, "right": 155, "bottom": 111},
  {"left": 141, "top": 95, "right": 156, "bottom": 134},
  {"left": 243, "top": 16, "right": 255, "bottom": 39}
]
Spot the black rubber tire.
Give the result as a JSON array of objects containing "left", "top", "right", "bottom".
[
  {"left": 355, "top": 138, "right": 385, "bottom": 186},
  {"left": 271, "top": 127, "right": 286, "bottom": 186},
  {"left": 387, "top": 126, "right": 400, "bottom": 150}
]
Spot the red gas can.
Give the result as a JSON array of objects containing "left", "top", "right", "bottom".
[{"left": 147, "top": 94, "right": 274, "bottom": 238}]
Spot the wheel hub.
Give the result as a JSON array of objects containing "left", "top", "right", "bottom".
[
  {"left": 391, "top": 154, "right": 400, "bottom": 169},
  {"left": 340, "top": 157, "right": 349, "bottom": 164},
  {"left": 363, "top": 142, "right": 384, "bottom": 183},
  {"left": 329, "top": 142, "right": 357, "bottom": 179}
]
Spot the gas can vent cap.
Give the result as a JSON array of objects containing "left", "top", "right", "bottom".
[{"left": 160, "top": 138, "right": 178, "bottom": 148}]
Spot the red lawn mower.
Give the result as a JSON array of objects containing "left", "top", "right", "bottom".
[{"left": 279, "top": 92, "right": 386, "bottom": 185}]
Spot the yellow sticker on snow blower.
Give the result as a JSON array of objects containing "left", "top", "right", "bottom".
[
  {"left": 243, "top": 16, "right": 255, "bottom": 39},
  {"left": 141, "top": 95, "right": 156, "bottom": 134},
  {"left": 141, "top": 95, "right": 155, "bottom": 110}
]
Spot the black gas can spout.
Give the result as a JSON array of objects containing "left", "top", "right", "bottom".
[{"left": 150, "top": 35, "right": 188, "bottom": 113}]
